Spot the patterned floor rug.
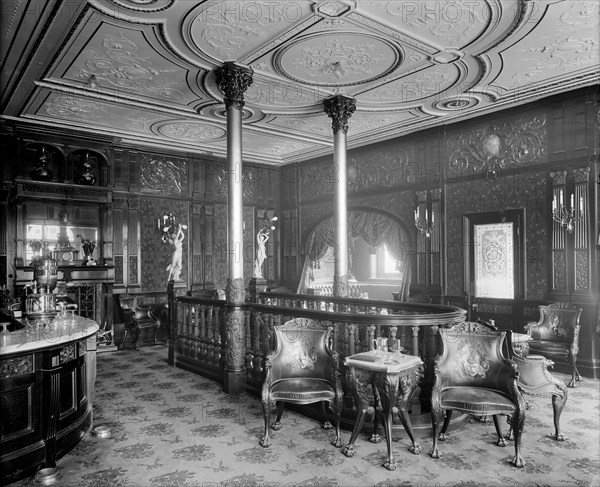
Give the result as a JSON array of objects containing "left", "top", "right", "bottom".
[{"left": 10, "top": 345, "right": 600, "bottom": 487}]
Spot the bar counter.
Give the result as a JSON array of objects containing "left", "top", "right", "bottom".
[{"left": 0, "top": 314, "right": 99, "bottom": 484}]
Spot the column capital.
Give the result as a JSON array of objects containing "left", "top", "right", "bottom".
[
  {"left": 324, "top": 95, "right": 356, "bottom": 134},
  {"left": 214, "top": 62, "right": 254, "bottom": 111}
]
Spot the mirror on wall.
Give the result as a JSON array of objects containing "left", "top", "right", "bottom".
[
  {"left": 26, "top": 222, "right": 98, "bottom": 264},
  {"left": 22, "top": 203, "right": 101, "bottom": 266}
]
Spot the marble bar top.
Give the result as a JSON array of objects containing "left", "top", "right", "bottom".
[{"left": 0, "top": 315, "right": 99, "bottom": 356}]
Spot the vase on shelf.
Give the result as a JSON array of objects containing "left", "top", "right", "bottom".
[
  {"left": 30, "top": 147, "right": 53, "bottom": 182},
  {"left": 76, "top": 152, "right": 96, "bottom": 185},
  {"left": 80, "top": 238, "right": 96, "bottom": 265}
]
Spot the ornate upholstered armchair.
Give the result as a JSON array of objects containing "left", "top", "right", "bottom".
[
  {"left": 259, "top": 318, "right": 343, "bottom": 448},
  {"left": 429, "top": 321, "right": 526, "bottom": 468},
  {"left": 117, "top": 294, "right": 166, "bottom": 351},
  {"left": 525, "top": 302, "right": 582, "bottom": 388}
]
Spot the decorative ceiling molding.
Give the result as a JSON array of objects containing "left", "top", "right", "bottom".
[{"left": 0, "top": 0, "right": 598, "bottom": 165}]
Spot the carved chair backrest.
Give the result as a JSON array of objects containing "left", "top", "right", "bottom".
[
  {"left": 436, "top": 321, "right": 508, "bottom": 389},
  {"left": 118, "top": 294, "right": 153, "bottom": 322},
  {"left": 270, "top": 318, "right": 335, "bottom": 382},
  {"left": 528, "top": 303, "right": 581, "bottom": 342},
  {"left": 118, "top": 294, "right": 135, "bottom": 312}
]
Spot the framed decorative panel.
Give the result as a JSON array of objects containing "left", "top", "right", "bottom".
[
  {"left": 464, "top": 210, "right": 524, "bottom": 300},
  {"left": 473, "top": 222, "right": 515, "bottom": 299}
]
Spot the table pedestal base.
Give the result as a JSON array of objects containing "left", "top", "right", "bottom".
[{"left": 343, "top": 353, "right": 424, "bottom": 470}]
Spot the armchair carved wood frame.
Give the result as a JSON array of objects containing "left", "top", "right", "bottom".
[
  {"left": 118, "top": 294, "right": 165, "bottom": 351},
  {"left": 429, "top": 322, "right": 527, "bottom": 468},
  {"left": 524, "top": 302, "right": 582, "bottom": 388},
  {"left": 259, "top": 318, "right": 344, "bottom": 449},
  {"left": 505, "top": 332, "right": 568, "bottom": 442}
]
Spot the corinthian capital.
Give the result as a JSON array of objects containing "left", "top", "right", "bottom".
[
  {"left": 214, "top": 62, "right": 254, "bottom": 111},
  {"left": 324, "top": 95, "right": 356, "bottom": 134}
]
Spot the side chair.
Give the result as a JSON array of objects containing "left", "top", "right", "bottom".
[
  {"left": 117, "top": 294, "right": 165, "bottom": 351},
  {"left": 259, "top": 317, "right": 344, "bottom": 448},
  {"left": 524, "top": 302, "right": 582, "bottom": 388},
  {"left": 429, "top": 321, "right": 526, "bottom": 468},
  {"left": 505, "top": 331, "right": 568, "bottom": 441}
]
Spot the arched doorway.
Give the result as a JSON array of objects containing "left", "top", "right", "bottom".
[{"left": 298, "top": 209, "right": 412, "bottom": 300}]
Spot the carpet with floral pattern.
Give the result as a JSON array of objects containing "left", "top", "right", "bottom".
[{"left": 9, "top": 346, "right": 600, "bottom": 487}]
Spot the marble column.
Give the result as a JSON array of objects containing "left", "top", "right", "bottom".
[
  {"left": 214, "top": 62, "right": 253, "bottom": 395},
  {"left": 324, "top": 95, "right": 356, "bottom": 297}
]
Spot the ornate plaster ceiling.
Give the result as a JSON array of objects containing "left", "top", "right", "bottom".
[{"left": 1, "top": 0, "right": 599, "bottom": 165}]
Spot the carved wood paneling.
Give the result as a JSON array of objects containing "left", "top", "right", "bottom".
[
  {"left": 300, "top": 141, "right": 418, "bottom": 202},
  {"left": 114, "top": 256, "right": 123, "bottom": 285},
  {"left": 445, "top": 170, "right": 548, "bottom": 298},
  {"left": 213, "top": 203, "right": 227, "bottom": 288},
  {"left": 475, "top": 303, "right": 512, "bottom": 314},
  {"left": 446, "top": 114, "right": 547, "bottom": 180},
  {"left": 553, "top": 251, "right": 567, "bottom": 291},
  {"left": 0, "top": 355, "right": 34, "bottom": 379},
  {"left": 207, "top": 163, "right": 257, "bottom": 203},
  {"left": 0, "top": 386, "right": 33, "bottom": 438},
  {"left": 138, "top": 154, "right": 188, "bottom": 195},
  {"left": 140, "top": 198, "right": 188, "bottom": 291}
]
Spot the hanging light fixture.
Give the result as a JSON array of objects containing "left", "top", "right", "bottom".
[{"left": 414, "top": 206, "right": 434, "bottom": 238}]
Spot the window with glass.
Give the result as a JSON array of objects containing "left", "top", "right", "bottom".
[{"left": 374, "top": 244, "right": 403, "bottom": 279}]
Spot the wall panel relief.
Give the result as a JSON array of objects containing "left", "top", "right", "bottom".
[
  {"left": 300, "top": 160, "right": 336, "bottom": 201},
  {"left": 114, "top": 256, "right": 123, "bottom": 285},
  {"left": 213, "top": 203, "right": 227, "bottom": 288},
  {"left": 446, "top": 113, "right": 547, "bottom": 181},
  {"left": 138, "top": 155, "right": 188, "bottom": 194},
  {"left": 300, "top": 141, "right": 419, "bottom": 201},
  {"left": 140, "top": 198, "right": 188, "bottom": 291},
  {"left": 207, "top": 163, "right": 256, "bottom": 202}
]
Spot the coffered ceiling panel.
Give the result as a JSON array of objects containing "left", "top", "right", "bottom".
[
  {"left": 491, "top": 1, "right": 600, "bottom": 93},
  {"left": 352, "top": 0, "right": 493, "bottom": 50},
  {"left": 1, "top": 0, "right": 598, "bottom": 165}
]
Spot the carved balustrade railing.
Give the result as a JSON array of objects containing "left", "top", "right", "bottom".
[
  {"left": 171, "top": 293, "right": 466, "bottom": 396},
  {"left": 173, "top": 296, "right": 227, "bottom": 382},
  {"left": 258, "top": 291, "right": 404, "bottom": 314}
]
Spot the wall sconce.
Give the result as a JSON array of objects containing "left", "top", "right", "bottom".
[
  {"left": 552, "top": 190, "right": 583, "bottom": 233},
  {"left": 414, "top": 207, "right": 435, "bottom": 238},
  {"left": 158, "top": 213, "right": 178, "bottom": 243}
]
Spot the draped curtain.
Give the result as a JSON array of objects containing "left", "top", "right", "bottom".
[{"left": 297, "top": 211, "right": 410, "bottom": 298}]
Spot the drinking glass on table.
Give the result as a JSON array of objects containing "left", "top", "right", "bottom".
[
  {"left": 372, "top": 337, "right": 388, "bottom": 355},
  {"left": 389, "top": 338, "right": 403, "bottom": 358}
]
